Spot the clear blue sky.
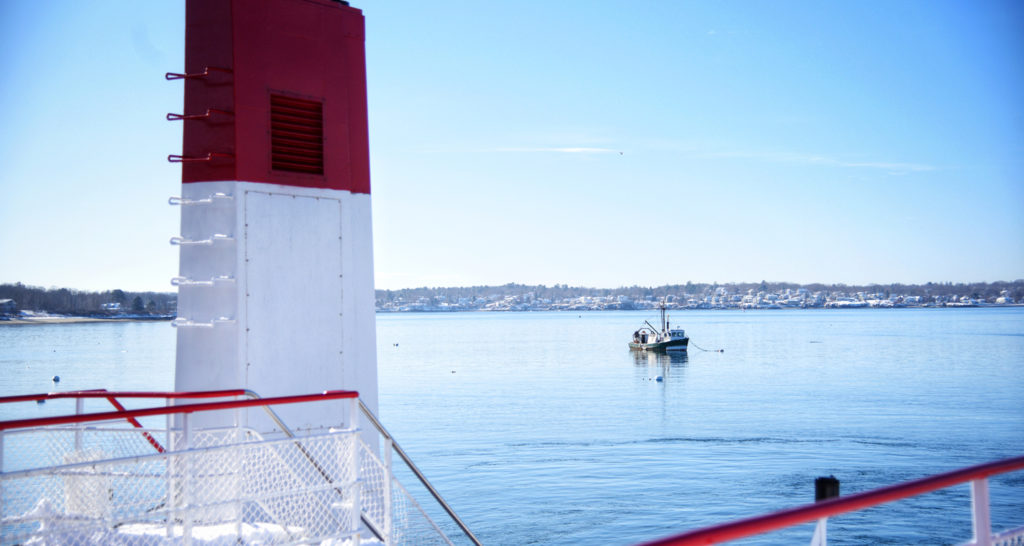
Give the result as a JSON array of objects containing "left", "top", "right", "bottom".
[{"left": 1, "top": 1, "right": 1021, "bottom": 292}]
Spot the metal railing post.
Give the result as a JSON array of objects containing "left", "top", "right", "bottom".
[
  {"left": 182, "top": 412, "right": 193, "bottom": 546},
  {"left": 349, "top": 398, "right": 360, "bottom": 431},
  {"left": 1, "top": 430, "right": 5, "bottom": 522},
  {"left": 810, "top": 518, "right": 827, "bottom": 546},
  {"left": 166, "top": 400, "right": 174, "bottom": 539},
  {"left": 971, "top": 478, "right": 992, "bottom": 546},
  {"left": 349, "top": 397, "right": 362, "bottom": 543},
  {"left": 74, "top": 398, "right": 84, "bottom": 450},
  {"left": 384, "top": 437, "right": 394, "bottom": 545},
  {"left": 233, "top": 394, "right": 242, "bottom": 537},
  {"left": 352, "top": 432, "right": 362, "bottom": 544},
  {"left": 811, "top": 476, "right": 838, "bottom": 546}
]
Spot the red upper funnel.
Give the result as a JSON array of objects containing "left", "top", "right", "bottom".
[{"left": 171, "top": 0, "right": 370, "bottom": 194}]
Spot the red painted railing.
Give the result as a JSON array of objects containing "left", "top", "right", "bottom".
[
  {"left": 0, "top": 389, "right": 260, "bottom": 452},
  {"left": 0, "top": 389, "right": 358, "bottom": 431},
  {"left": 0, "top": 389, "right": 249, "bottom": 405},
  {"left": 640, "top": 455, "right": 1024, "bottom": 545}
]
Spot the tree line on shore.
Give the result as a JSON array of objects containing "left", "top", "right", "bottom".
[{"left": 0, "top": 283, "right": 176, "bottom": 316}]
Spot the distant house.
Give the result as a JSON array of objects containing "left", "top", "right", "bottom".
[
  {"left": 101, "top": 302, "right": 122, "bottom": 312},
  {"left": 0, "top": 299, "right": 16, "bottom": 316}
]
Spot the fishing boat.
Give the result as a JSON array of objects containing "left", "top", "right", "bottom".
[{"left": 629, "top": 303, "right": 689, "bottom": 352}]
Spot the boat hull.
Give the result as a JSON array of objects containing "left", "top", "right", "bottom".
[{"left": 629, "top": 338, "right": 689, "bottom": 352}]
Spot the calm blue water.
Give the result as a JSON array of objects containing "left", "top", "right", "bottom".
[{"left": 2, "top": 309, "right": 1023, "bottom": 544}]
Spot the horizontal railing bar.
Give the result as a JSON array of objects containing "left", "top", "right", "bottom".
[
  {"left": 0, "top": 389, "right": 249, "bottom": 404},
  {"left": 0, "top": 390, "right": 358, "bottom": 431},
  {"left": 641, "top": 455, "right": 1024, "bottom": 545},
  {"left": 2, "top": 425, "right": 176, "bottom": 436}
]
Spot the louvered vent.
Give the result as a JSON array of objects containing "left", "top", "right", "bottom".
[{"left": 270, "top": 94, "right": 324, "bottom": 175}]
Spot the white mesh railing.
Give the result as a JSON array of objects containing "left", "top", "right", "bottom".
[
  {"left": 2, "top": 427, "right": 364, "bottom": 544},
  {"left": 356, "top": 400, "right": 481, "bottom": 546},
  {"left": 0, "top": 390, "right": 477, "bottom": 545},
  {"left": 358, "top": 440, "right": 456, "bottom": 546}
]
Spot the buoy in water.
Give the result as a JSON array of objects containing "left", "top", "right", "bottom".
[
  {"left": 52, "top": 375, "right": 60, "bottom": 383},
  {"left": 37, "top": 399, "right": 45, "bottom": 404},
  {"left": 656, "top": 376, "right": 663, "bottom": 382}
]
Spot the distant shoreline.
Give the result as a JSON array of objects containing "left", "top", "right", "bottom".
[
  {"left": 2, "top": 305, "right": 1022, "bottom": 325},
  {"left": 0, "top": 316, "right": 174, "bottom": 326},
  {"left": 375, "top": 304, "right": 1024, "bottom": 313}
]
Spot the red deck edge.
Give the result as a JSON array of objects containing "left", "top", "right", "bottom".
[
  {"left": 640, "top": 455, "right": 1024, "bottom": 545},
  {"left": 0, "top": 389, "right": 250, "bottom": 404},
  {"left": 0, "top": 390, "right": 359, "bottom": 431}
]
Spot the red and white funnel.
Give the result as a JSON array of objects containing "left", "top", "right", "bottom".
[{"left": 168, "top": 0, "right": 377, "bottom": 433}]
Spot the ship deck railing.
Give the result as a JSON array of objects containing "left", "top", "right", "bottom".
[
  {"left": 0, "top": 388, "right": 480, "bottom": 545},
  {"left": 640, "top": 454, "right": 1024, "bottom": 546}
]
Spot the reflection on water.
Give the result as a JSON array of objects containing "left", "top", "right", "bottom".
[
  {"left": 631, "top": 349, "right": 689, "bottom": 367},
  {"left": 631, "top": 349, "right": 688, "bottom": 382}
]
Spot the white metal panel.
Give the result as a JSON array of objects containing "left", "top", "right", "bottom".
[
  {"left": 244, "top": 190, "right": 345, "bottom": 432},
  {"left": 174, "top": 181, "right": 377, "bottom": 434}
]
